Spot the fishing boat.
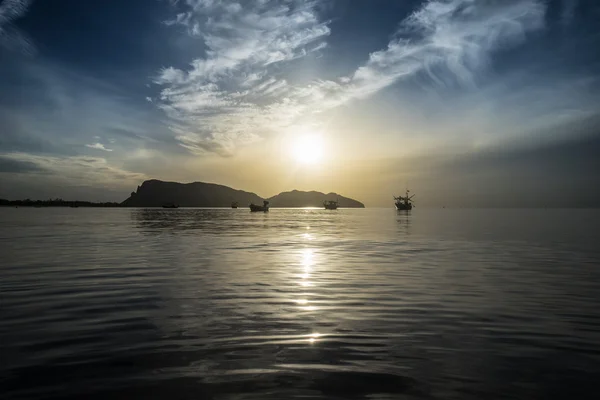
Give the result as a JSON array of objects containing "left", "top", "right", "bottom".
[
  {"left": 324, "top": 199, "right": 339, "bottom": 210},
  {"left": 162, "top": 203, "right": 179, "bottom": 209},
  {"left": 231, "top": 201, "right": 238, "bottom": 209},
  {"left": 249, "top": 200, "right": 269, "bottom": 212},
  {"left": 394, "top": 189, "right": 415, "bottom": 211}
]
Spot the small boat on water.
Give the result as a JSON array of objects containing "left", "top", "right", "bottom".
[
  {"left": 162, "top": 203, "right": 179, "bottom": 209},
  {"left": 394, "top": 189, "right": 415, "bottom": 211},
  {"left": 231, "top": 201, "right": 238, "bottom": 209},
  {"left": 250, "top": 200, "right": 269, "bottom": 212},
  {"left": 324, "top": 199, "right": 339, "bottom": 210}
]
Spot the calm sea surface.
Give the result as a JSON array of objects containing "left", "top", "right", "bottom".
[{"left": 1, "top": 208, "right": 600, "bottom": 399}]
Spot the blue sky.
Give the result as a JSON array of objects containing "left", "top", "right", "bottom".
[{"left": 0, "top": 0, "right": 599, "bottom": 206}]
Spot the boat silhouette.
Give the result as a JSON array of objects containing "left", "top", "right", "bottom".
[
  {"left": 324, "top": 199, "right": 339, "bottom": 210},
  {"left": 249, "top": 200, "right": 269, "bottom": 212},
  {"left": 394, "top": 190, "right": 415, "bottom": 210}
]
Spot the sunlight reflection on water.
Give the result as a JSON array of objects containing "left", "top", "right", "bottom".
[{"left": 1, "top": 208, "right": 600, "bottom": 399}]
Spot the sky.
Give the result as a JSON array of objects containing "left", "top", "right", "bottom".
[{"left": 0, "top": 0, "right": 599, "bottom": 207}]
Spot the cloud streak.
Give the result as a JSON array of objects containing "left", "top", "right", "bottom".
[
  {"left": 0, "top": 152, "right": 145, "bottom": 185},
  {"left": 155, "top": 0, "right": 546, "bottom": 155},
  {"left": 0, "top": 0, "right": 35, "bottom": 54}
]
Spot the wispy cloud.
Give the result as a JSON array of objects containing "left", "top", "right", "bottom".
[
  {"left": 341, "top": 0, "right": 546, "bottom": 96},
  {"left": 155, "top": 0, "right": 330, "bottom": 155},
  {"left": 85, "top": 142, "right": 113, "bottom": 152},
  {"left": 292, "top": 0, "right": 546, "bottom": 111},
  {"left": 155, "top": 0, "right": 546, "bottom": 155},
  {"left": 0, "top": 0, "right": 35, "bottom": 54}
]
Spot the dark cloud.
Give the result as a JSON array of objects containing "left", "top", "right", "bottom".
[{"left": 0, "top": 156, "right": 44, "bottom": 173}]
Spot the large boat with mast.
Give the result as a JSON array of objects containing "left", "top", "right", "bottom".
[{"left": 394, "top": 189, "right": 415, "bottom": 210}]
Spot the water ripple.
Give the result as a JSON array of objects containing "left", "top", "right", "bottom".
[{"left": 1, "top": 208, "right": 600, "bottom": 399}]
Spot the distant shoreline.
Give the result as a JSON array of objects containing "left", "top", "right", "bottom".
[{"left": 0, "top": 200, "right": 120, "bottom": 207}]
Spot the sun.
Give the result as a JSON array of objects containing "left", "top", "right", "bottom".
[{"left": 292, "top": 134, "right": 324, "bottom": 165}]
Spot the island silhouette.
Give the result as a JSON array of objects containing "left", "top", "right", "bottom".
[{"left": 121, "top": 180, "right": 365, "bottom": 208}]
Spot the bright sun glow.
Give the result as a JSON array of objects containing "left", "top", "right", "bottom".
[{"left": 292, "top": 134, "right": 324, "bottom": 165}]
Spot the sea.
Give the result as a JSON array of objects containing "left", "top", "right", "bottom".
[{"left": 1, "top": 208, "right": 599, "bottom": 400}]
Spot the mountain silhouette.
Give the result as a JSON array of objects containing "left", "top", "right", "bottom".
[{"left": 121, "top": 180, "right": 364, "bottom": 208}]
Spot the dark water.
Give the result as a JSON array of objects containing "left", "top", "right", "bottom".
[{"left": 1, "top": 208, "right": 600, "bottom": 399}]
